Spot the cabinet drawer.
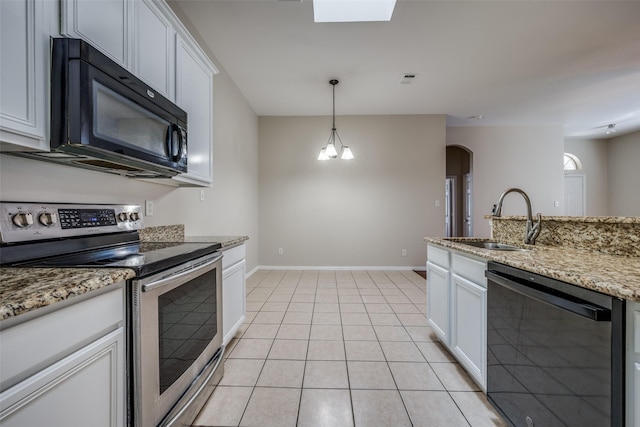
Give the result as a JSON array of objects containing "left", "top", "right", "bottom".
[
  {"left": 223, "top": 244, "right": 246, "bottom": 270},
  {"left": 452, "top": 252, "right": 487, "bottom": 287},
  {"left": 0, "top": 286, "right": 124, "bottom": 389},
  {"left": 427, "top": 245, "right": 450, "bottom": 269}
]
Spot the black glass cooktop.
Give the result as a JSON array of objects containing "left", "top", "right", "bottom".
[{"left": 3, "top": 240, "right": 222, "bottom": 277}]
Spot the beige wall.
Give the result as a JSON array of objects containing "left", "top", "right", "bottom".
[
  {"left": 0, "top": 57, "right": 260, "bottom": 272},
  {"left": 564, "top": 137, "right": 609, "bottom": 216},
  {"left": 447, "top": 126, "right": 565, "bottom": 237},
  {"left": 608, "top": 130, "right": 640, "bottom": 216},
  {"left": 258, "top": 115, "right": 446, "bottom": 268}
]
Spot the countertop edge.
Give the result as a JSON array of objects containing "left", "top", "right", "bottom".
[
  {"left": 184, "top": 235, "right": 249, "bottom": 248},
  {"left": 0, "top": 268, "right": 136, "bottom": 321}
]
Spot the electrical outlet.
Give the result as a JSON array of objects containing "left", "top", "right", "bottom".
[
  {"left": 401, "top": 249, "right": 407, "bottom": 257},
  {"left": 145, "top": 200, "right": 154, "bottom": 216},
  {"left": 200, "top": 190, "right": 205, "bottom": 202},
  {"left": 435, "top": 200, "right": 440, "bottom": 207},
  {"left": 278, "top": 248, "right": 284, "bottom": 255}
]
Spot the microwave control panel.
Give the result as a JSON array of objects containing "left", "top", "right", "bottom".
[{"left": 0, "top": 202, "right": 143, "bottom": 243}]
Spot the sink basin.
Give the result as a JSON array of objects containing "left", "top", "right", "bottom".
[{"left": 457, "top": 241, "right": 529, "bottom": 251}]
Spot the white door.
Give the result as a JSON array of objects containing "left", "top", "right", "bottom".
[
  {"left": 564, "top": 175, "right": 585, "bottom": 216},
  {"left": 463, "top": 173, "right": 473, "bottom": 237}
]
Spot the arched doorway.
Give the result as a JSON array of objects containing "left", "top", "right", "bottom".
[{"left": 446, "top": 146, "right": 473, "bottom": 237}]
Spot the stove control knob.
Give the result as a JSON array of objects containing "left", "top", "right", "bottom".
[
  {"left": 117, "top": 212, "right": 129, "bottom": 222},
  {"left": 129, "top": 212, "right": 140, "bottom": 222},
  {"left": 12, "top": 212, "right": 34, "bottom": 228},
  {"left": 38, "top": 212, "right": 58, "bottom": 226}
]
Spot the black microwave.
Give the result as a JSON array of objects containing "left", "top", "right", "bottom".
[{"left": 43, "top": 38, "right": 188, "bottom": 178}]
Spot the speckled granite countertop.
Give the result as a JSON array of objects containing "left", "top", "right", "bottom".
[
  {"left": 0, "top": 268, "right": 135, "bottom": 321},
  {"left": 0, "top": 235, "right": 248, "bottom": 322},
  {"left": 425, "top": 237, "right": 640, "bottom": 302}
]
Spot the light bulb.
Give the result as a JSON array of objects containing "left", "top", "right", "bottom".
[
  {"left": 341, "top": 146, "right": 354, "bottom": 160},
  {"left": 325, "top": 142, "right": 338, "bottom": 158},
  {"left": 318, "top": 147, "right": 329, "bottom": 160}
]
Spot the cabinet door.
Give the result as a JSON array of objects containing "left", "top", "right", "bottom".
[
  {"left": 174, "top": 35, "right": 215, "bottom": 186},
  {"left": 223, "top": 259, "right": 246, "bottom": 345},
  {"left": 60, "top": 0, "right": 131, "bottom": 68},
  {"left": 426, "top": 261, "right": 450, "bottom": 346},
  {"left": 451, "top": 273, "right": 486, "bottom": 391},
  {"left": 134, "top": 0, "right": 175, "bottom": 99},
  {"left": 0, "top": 328, "right": 125, "bottom": 427},
  {"left": 0, "top": 0, "right": 48, "bottom": 151}
]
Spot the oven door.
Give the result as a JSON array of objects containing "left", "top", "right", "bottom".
[{"left": 131, "top": 251, "right": 224, "bottom": 427}]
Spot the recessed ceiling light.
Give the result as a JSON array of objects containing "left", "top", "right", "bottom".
[
  {"left": 313, "top": 0, "right": 397, "bottom": 23},
  {"left": 468, "top": 115, "right": 484, "bottom": 120}
]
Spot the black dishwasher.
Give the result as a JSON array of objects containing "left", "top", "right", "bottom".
[{"left": 485, "top": 262, "right": 625, "bottom": 427}]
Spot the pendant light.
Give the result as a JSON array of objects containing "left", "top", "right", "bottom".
[{"left": 318, "top": 79, "right": 354, "bottom": 160}]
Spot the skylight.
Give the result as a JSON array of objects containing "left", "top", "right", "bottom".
[{"left": 313, "top": 0, "right": 397, "bottom": 23}]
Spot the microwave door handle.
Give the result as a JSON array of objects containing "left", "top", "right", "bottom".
[
  {"left": 175, "top": 125, "right": 186, "bottom": 162},
  {"left": 167, "top": 124, "right": 185, "bottom": 163},
  {"left": 166, "top": 124, "right": 174, "bottom": 161}
]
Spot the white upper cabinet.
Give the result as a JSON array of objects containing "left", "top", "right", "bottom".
[
  {"left": 0, "top": 0, "right": 48, "bottom": 151},
  {"left": 133, "top": 0, "right": 175, "bottom": 100},
  {"left": 2, "top": 0, "right": 216, "bottom": 185},
  {"left": 174, "top": 35, "right": 216, "bottom": 186},
  {"left": 60, "top": 0, "right": 131, "bottom": 68}
]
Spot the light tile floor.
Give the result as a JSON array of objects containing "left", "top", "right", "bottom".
[{"left": 193, "top": 270, "right": 506, "bottom": 427}]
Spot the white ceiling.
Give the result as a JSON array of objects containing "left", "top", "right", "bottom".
[{"left": 172, "top": 0, "right": 640, "bottom": 139}]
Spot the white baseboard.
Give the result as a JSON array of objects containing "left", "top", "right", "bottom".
[
  {"left": 246, "top": 266, "right": 260, "bottom": 278},
  {"left": 257, "top": 265, "right": 426, "bottom": 271}
]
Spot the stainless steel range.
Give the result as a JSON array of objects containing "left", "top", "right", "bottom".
[{"left": 0, "top": 202, "right": 224, "bottom": 427}]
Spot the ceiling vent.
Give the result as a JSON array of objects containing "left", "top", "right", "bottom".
[{"left": 400, "top": 74, "right": 417, "bottom": 85}]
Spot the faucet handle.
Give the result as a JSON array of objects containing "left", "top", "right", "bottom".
[{"left": 491, "top": 204, "right": 498, "bottom": 216}]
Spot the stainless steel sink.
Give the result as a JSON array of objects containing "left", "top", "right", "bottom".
[{"left": 457, "top": 241, "right": 529, "bottom": 251}]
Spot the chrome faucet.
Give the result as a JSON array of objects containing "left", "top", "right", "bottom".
[{"left": 492, "top": 188, "right": 542, "bottom": 245}]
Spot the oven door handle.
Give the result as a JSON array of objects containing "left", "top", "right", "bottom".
[
  {"left": 142, "top": 253, "right": 222, "bottom": 293},
  {"left": 486, "top": 270, "right": 611, "bottom": 321},
  {"left": 159, "top": 346, "right": 225, "bottom": 427}
]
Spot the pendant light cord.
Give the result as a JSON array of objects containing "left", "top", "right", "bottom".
[{"left": 330, "top": 79, "right": 338, "bottom": 131}]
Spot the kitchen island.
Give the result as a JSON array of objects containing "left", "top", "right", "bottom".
[{"left": 425, "top": 214, "right": 640, "bottom": 427}]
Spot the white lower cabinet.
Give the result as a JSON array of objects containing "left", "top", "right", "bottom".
[
  {"left": 451, "top": 272, "right": 486, "bottom": 390},
  {"left": 426, "top": 261, "right": 450, "bottom": 346},
  {"left": 0, "top": 329, "right": 124, "bottom": 427},
  {"left": 426, "top": 244, "right": 487, "bottom": 391},
  {"left": 222, "top": 244, "right": 246, "bottom": 345},
  {"left": 0, "top": 286, "right": 125, "bottom": 427}
]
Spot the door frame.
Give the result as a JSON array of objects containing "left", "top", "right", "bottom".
[{"left": 446, "top": 176, "right": 457, "bottom": 237}]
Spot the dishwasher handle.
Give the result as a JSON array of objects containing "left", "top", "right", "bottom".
[{"left": 486, "top": 270, "right": 611, "bottom": 321}]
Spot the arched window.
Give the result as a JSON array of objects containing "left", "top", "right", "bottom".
[{"left": 563, "top": 153, "right": 581, "bottom": 171}]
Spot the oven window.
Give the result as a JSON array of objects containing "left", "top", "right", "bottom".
[{"left": 158, "top": 268, "right": 217, "bottom": 394}]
